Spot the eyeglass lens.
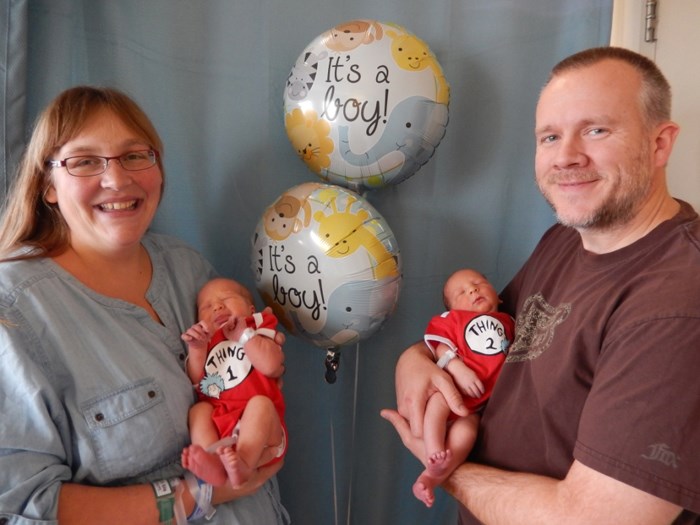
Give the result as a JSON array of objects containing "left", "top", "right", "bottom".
[{"left": 65, "top": 150, "right": 156, "bottom": 176}]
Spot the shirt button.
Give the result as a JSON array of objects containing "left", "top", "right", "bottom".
[
  {"left": 148, "top": 390, "right": 157, "bottom": 399},
  {"left": 94, "top": 413, "right": 104, "bottom": 422}
]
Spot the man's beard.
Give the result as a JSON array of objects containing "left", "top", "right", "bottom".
[{"left": 542, "top": 147, "right": 652, "bottom": 230}]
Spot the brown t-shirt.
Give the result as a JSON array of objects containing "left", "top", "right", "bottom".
[{"left": 460, "top": 201, "right": 700, "bottom": 524}]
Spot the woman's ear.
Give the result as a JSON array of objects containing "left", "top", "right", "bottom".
[{"left": 43, "top": 185, "right": 58, "bottom": 204}]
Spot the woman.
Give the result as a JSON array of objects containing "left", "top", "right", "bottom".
[{"left": 0, "top": 86, "right": 289, "bottom": 524}]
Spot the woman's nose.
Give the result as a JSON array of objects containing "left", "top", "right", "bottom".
[{"left": 100, "top": 161, "right": 134, "bottom": 190}]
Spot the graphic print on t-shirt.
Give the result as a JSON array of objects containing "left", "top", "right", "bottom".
[
  {"left": 199, "top": 340, "right": 252, "bottom": 399},
  {"left": 506, "top": 292, "right": 570, "bottom": 362}
]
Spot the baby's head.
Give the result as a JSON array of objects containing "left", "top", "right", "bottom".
[
  {"left": 197, "top": 278, "right": 255, "bottom": 330},
  {"left": 443, "top": 269, "right": 500, "bottom": 313}
]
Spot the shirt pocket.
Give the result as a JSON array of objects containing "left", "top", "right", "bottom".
[{"left": 80, "top": 378, "right": 179, "bottom": 483}]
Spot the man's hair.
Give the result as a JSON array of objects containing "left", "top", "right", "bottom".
[{"left": 547, "top": 46, "right": 672, "bottom": 126}]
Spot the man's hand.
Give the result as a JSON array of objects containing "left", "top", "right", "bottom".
[
  {"left": 379, "top": 408, "right": 427, "bottom": 465},
  {"left": 391, "top": 342, "right": 468, "bottom": 438}
]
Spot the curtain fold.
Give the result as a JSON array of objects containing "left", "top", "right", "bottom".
[
  {"left": 1, "top": 0, "right": 28, "bottom": 200},
  {"left": 1, "top": 1, "right": 612, "bottom": 523}
]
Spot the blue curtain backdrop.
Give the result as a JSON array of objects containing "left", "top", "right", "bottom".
[{"left": 1, "top": 1, "right": 612, "bottom": 523}]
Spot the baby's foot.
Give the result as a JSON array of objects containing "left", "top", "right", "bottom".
[
  {"left": 218, "top": 445, "right": 254, "bottom": 488},
  {"left": 427, "top": 449, "right": 453, "bottom": 477},
  {"left": 412, "top": 475, "right": 436, "bottom": 508},
  {"left": 182, "top": 444, "right": 228, "bottom": 486}
]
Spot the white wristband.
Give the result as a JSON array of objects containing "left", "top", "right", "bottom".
[
  {"left": 238, "top": 327, "right": 256, "bottom": 345},
  {"left": 436, "top": 349, "right": 457, "bottom": 369}
]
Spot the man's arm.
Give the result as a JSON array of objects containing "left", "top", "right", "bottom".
[
  {"left": 444, "top": 459, "right": 682, "bottom": 525},
  {"left": 382, "top": 406, "right": 682, "bottom": 525}
]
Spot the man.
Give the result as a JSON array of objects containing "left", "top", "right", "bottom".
[{"left": 381, "top": 47, "right": 700, "bottom": 524}]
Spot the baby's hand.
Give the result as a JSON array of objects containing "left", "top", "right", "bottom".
[
  {"left": 463, "top": 371, "right": 485, "bottom": 399},
  {"left": 446, "top": 359, "right": 485, "bottom": 399},
  {"left": 181, "top": 321, "right": 210, "bottom": 344},
  {"left": 181, "top": 321, "right": 210, "bottom": 355},
  {"left": 222, "top": 316, "right": 247, "bottom": 342}
]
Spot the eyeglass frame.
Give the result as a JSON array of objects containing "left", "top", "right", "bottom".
[{"left": 45, "top": 149, "right": 160, "bottom": 177}]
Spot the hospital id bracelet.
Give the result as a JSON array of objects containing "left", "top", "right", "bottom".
[
  {"left": 436, "top": 349, "right": 457, "bottom": 369},
  {"left": 152, "top": 478, "right": 180, "bottom": 525},
  {"left": 238, "top": 327, "right": 257, "bottom": 345},
  {"left": 185, "top": 471, "right": 216, "bottom": 521}
]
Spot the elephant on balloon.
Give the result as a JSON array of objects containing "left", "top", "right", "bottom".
[{"left": 335, "top": 96, "right": 448, "bottom": 187}]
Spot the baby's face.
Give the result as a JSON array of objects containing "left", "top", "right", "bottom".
[
  {"left": 197, "top": 279, "right": 254, "bottom": 330},
  {"left": 444, "top": 269, "right": 500, "bottom": 313}
]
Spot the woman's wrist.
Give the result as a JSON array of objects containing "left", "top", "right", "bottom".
[
  {"left": 178, "top": 477, "right": 196, "bottom": 519},
  {"left": 151, "top": 474, "right": 215, "bottom": 524},
  {"left": 183, "top": 472, "right": 216, "bottom": 521},
  {"left": 151, "top": 478, "right": 187, "bottom": 524}
]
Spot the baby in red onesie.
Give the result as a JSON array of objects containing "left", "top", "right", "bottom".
[
  {"left": 414, "top": 269, "right": 514, "bottom": 507},
  {"left": 181, "top": 278, "right": 286, "bottom": 488}
]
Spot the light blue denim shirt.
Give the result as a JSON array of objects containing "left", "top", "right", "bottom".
[{"left": 0, "top": 232, "right": 288, "bottom": 524}]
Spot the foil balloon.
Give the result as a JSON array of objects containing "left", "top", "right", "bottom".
[
  {"left": 251, "top": 182, "right": 402, "bottom": 352},
  {"left": 283, "top": 20, "right": 449, "bottom": 192}
]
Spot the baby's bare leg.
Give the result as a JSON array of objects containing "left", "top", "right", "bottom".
[
  {"left": 218, "top": 395, "right": 284, "bottom": 488},
  {"left": 423, "top": 392, "right": 454, "bottom": 475},
  {"left": 412, "top": 393, "right": 452, "bottom": 506},
  {"left": 182, "top": 402, "right": 229, "bottom": 486},
  {"left": 188, "top": 402, "right": 218, "bottom": 445},
  {"left": 414, "top": 398, "right": 480, "bottom": 508}
]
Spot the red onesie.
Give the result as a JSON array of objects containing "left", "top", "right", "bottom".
[
  {"left": 424, "top": 310, "right": 514, "bottom": 412},
  {"left": 197, "top": 312, "right": 286, "bottom": 462}
]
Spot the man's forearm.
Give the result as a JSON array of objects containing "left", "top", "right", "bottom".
[
  {"left": 444, "top": 462, "right": 562, "bottom": 525},
  {"left": 443, "top": 460, "right": 681, "bottom": 525}
]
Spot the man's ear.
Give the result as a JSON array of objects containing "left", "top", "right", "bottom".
[{"left": 652, "top": 121, "right": 681, "bottom": 168}]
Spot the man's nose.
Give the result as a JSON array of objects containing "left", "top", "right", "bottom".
[{"left": 553, "top": 135, "right": 588, "bottom": 169}]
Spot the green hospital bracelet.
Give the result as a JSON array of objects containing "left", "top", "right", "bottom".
[{"left": 152, "top": 478, "right": 178, "bottom": 525}]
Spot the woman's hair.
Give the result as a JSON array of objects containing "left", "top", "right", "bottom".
[
  {"left": 546, "top": 46, "right": 672, "bottom": 127},
  {"left": 0, "top": 86, "right": 164, "bottom": 261}
]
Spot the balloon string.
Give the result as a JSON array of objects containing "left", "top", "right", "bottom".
[
  {"left": 331, "top": 417, "right": 339, "bottom": 525},
  {"left": 329, "top": 343, "right": 360, "bottom": 525},
  {"left": 345, "top": 342, "right": 360, "bottom": 525}
]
